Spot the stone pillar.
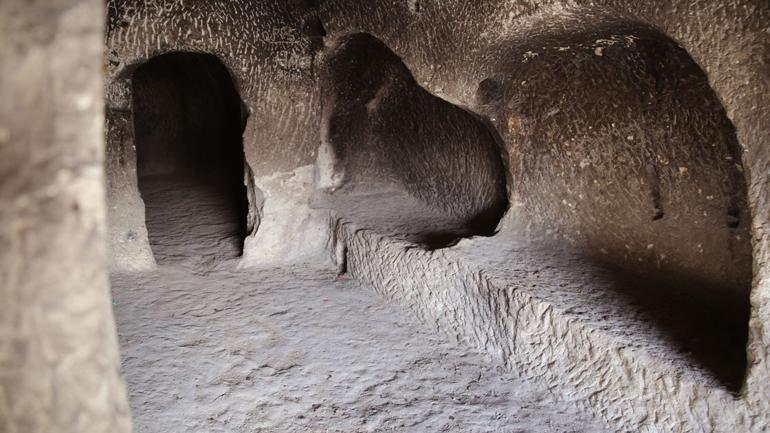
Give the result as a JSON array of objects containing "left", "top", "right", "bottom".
[{"left": 0, "top": 1, "right": 132, "bottom": 432}]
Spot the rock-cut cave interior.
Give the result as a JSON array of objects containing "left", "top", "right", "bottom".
[{"left": 1, "top": 1, "right": 768, "bottom": 433}]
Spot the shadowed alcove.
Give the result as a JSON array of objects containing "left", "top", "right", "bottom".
[
  {"left": 132, "top": 52, "right": 249, "bottom": 267},
  {"left": 315, "top": 32, "right": 510, "bottom": 249},
  {"left": 465, "top": 17, "right": 754, "bottom": 392}
]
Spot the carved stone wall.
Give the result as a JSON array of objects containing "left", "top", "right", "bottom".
[{"left": 0, "top": 1, "right": 131, "bottom": 432}]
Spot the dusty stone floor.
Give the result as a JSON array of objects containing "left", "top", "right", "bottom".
[
  {"left": 110, "top": 175, "right": 604, "bottom": 433},
  {"left": 139, "top": 173, "right": 246, "bottom": 271},
  {"left": 111, "top": 265, "right": 606, "bottom": 433}
]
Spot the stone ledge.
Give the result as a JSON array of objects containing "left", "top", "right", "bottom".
[{"left": 336, "top": 220, "right": 764, "bottom": 432}]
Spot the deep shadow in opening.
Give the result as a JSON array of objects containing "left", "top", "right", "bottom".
[
  {"left": 600, "top": 262, "right": 750, "bottom": 393},
  {"left": 317, "top": 33, "right": 509, "bottom": 250},
  {"left": 132, "top": 52, "right": 248, "bottom": 266}
]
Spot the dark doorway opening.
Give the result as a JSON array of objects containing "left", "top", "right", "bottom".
[{"left": 132, "top": 52, "right": 249, "bottom": 267}]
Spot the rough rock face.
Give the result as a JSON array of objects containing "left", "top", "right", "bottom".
[
  {"left": 486, "top": 15, "right": 753, "bottom": 296},
  {"left": 0, "top": 1, "right": 131, "bottom": 432},
  {"left": 99, "top": 0, "right": 768, "bottom": 431},
  {"left": 2, "top": 0, "right": 766, "bottom": 432},
  {"left": 336, "top": 222, "right": 756, "bottom": 432},
  {"left": 102, "top": 0, "right": 763, "bottom": 287}
]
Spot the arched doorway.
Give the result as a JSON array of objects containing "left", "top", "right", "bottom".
[{"left": 132, "top": 52, "right": 249, "bottom": 267}]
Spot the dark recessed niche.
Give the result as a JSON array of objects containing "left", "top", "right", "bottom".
[{"left": 132, "top": 52, "right": 249, "bottom": 264}]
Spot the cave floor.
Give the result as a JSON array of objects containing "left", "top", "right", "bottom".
[
  {"left": 112, "top": 176, "right": 603, "bottom": 432},
  {"left": 139, "top": 173, "right": 246, "bottom": 271},
  {"left": 113, "top": 172, "right": 749, "bottom": 431},
  {"left": 111, "top": 265, "right": 604, "bottom": 433}
]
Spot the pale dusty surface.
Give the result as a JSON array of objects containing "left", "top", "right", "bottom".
[
  {"left": 140, "top": 174, "right": 245, "bottom": 271},
  {"left": 112, "top": 173, "right": 603, "bottom": 433},
  {"left": 111, "top": 263, "right": 605, "bottom": 433}
]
